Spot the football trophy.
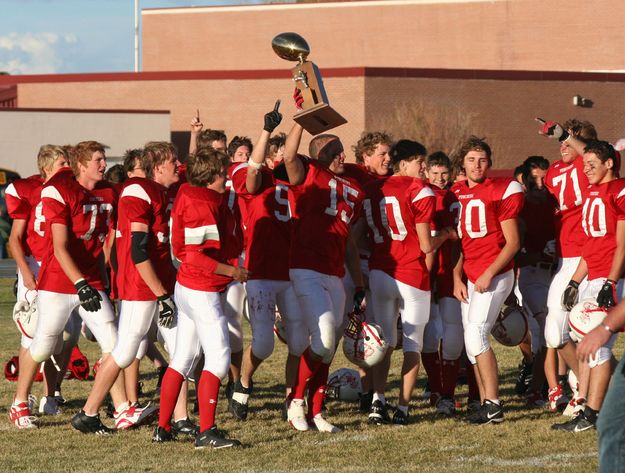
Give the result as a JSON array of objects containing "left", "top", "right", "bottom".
[{"left": 272, "top": 32, "right": 347, "bottom": 135}]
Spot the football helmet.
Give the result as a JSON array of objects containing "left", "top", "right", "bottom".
[
  {"left": 273, "top": 313, "right": 288, "bottom": 344},
  {"left": 342, "top": 312, "right": 387, "bottom": 368},
  {"left": 491, "top": 303, "right": 528, "bottom": 347},
  {"left": 12, "top": 291, "right": 38, "bottom": 339},
  {"left": 326, "top": 368, "right": 362, "bottom": 402},
  {"left": 568, "top": 298, "right": 608, "bottom": 342}
]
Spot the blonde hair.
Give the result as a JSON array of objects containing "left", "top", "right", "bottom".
[{"left": 37, "top": 145, "right": 67, "bottom": 178}]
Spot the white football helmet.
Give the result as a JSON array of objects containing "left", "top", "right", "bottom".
[
  {"left": 12, "top": 291, "right": 38, "bottom": 339},
  {"left": 491, "top": 303, "right": 528, "bottom": 347},
  {"left": 342, "top": 313, "right": 388, "bottom": 368},
  {"left": 569, "top": 298, "right": 608, "bottom": 342},
  {"left": 326, "top": 368, "right": 362, "bottom": 402},
  {"left": 273, "top": 313, "right": 288, "bottom": 344}
]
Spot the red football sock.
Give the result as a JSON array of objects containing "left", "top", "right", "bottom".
[
  {"left": 421, "top": 351, "right": 443, "bottom": 394},
  {"left": 158, "top": 368, "right": 184, "bottom": 431},
  {"left": 291, "top": 348, "right": 321, "bottom": 401},
  {"left": 441, "top": 358, "right": 460, "bottom": 398},
  {"left": 198, "top": 370, "right": 220, "bottom": 432},
  {"left": 466, "top": 363, "right": 480, "bottom": 401},
  {"left": 307, "top": 362, "right": 330, "bottom": 418}
]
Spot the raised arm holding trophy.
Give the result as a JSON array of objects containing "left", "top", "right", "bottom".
[{"left": 272, "top": 32, "right": 347, "bottom": 135}]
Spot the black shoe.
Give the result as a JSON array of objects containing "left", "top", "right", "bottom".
[
  {"left": 392, "top": 409, "right": 409, "bottom": 425},
  {"left": 195, "top": 427, "right": 241, "bottom": 450},
  {"left": 71, "top": 410, "right": 115, "bottom": 435},
  {"left": 229, "top": 379, "right": 253, "bottom": 421},
  {"left": 281, "top": 398, "right": 289, "bottom": 421},
  {"left": 225, "top": 380, "right": 235, "bottom": 401},
  {"left": 193, "top": 399, "right": 199, "bottom": 415},
  {"left": 359, "top": 391, "right": 373, "bottom": 414},
  {"left": 514, "top": 359, "right": 533, "bottom": 395},
  {"left": 152, "top": 426, "right": 177, "bottom": 443},
  {"left": 368, "top": 400, "right": 391, "bottom": 425},
  {"left": 551, "top": 411, "right": 596, "bottom": 432},
  {"left": 171, "top": 418, "right": 199, "bottom": 437},
  {"left": 105, "top": 401, "right": 115, "bottom": 419},
  {"left": 467, "top": 400, "right": 504, "bottom": 425}
]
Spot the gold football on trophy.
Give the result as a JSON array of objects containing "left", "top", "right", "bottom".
[{"left": 272, "top": 32, "right": 310, "bottom": 64}]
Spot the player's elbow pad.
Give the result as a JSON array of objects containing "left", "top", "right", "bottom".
[{"left": 131, "top": 231, "right": 149, "bottom": 264}]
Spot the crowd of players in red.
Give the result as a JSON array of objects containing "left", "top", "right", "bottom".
[{"left": 5, "top": 91, "right": 624, "bottom": 449}]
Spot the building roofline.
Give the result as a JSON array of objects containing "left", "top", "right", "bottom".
[
  {"left": 1, "top": 67, "right": 624, "bottom": 86},
  {"left": 0, "top": 107, "right": 170, "bottom": 115}
]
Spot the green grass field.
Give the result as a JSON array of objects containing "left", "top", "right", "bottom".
[{"left": 0, "top": 277, "right": 609, "bottom": 473}]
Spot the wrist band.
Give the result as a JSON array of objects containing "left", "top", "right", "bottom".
[
  {"left": 248, "top": 160, "right": 263, "bottom": 170},
  {"left": 603, "top": 323, "right": 618, "bottom": 334}
]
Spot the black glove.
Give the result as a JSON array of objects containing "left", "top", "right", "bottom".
[
  {"left": 157, "top": 294, "right": 176, "bottom": 328},
  {"left": 561, "top": 280, "right": 580, "bottom": 311},
  {"left": 263, "top": 100, "right": 282, "bottom": 133},
  {"left": 75, "top": 279, "right": 102, "bottom": 312},
  {"left": 353, "top": 286, "right": 366, "bottom": 314},
  {"left": 597, "top": 279, "right": 617, "bottom": 308}
]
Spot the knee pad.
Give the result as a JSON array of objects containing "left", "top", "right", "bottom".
[
  {"left": 136, "top": 335, "right": 149, "bottom": 360},
  {"left": 544, "top": 314, "right": 569, "bottom": 349},
  {"left": 464, "top": 323, "right": 490, "bottom": 360},
  {"left": 311, "top": 331, "right": 336, "bottom": 365},
  {"left": 203, "top": 347, "right": 231, "bottom": 381},
  {"left": 251, "top": 326, "right": 275, "bottom": 361},
  {"left": 112, "top": 333, "right": 143, "bottom": 369},
  {"left": 402, "top": 324, "right": 425, "bottom": 353},
  {"left": 285, "top": 324, "right": 308, "bottom": 357},
  {"left": 422, "top": 318, "right": 441, "bottom": 353},
  {"left": 589, "top": 346, "right": 612, "bottom": 369},
  {"left": 29, "top": 336, "right": 56, "bottom": 364}
]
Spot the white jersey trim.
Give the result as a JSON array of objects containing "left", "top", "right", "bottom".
[
  {"left": 411, "top": 186, "right": 435, "bottom": 203},
  {"left": 502, "top": 181, "right": 524, "bottom": 200},
  {"left": 121, "top": 184, "right": 152, "bottom": 204},
  {"left": 5, "top": 183, "right": 19, "bottom": 199},
  {"left": 617, "top": 187, "right": 625, "bottom": 199},
  {"left": 184, "top": 224, "right": 219, "bottom": 245},
  {"left": 41, "top": 186, "right": 65, "bottom": 204},
  {"left": 230, "top": 162, "right": 248, "bottom": 177}
]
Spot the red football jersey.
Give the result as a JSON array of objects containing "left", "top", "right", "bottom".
[
  {"left": 116, "top": 177, "right": 176, "bottom": 300},
  {"left": 287, "top": 157, "right": 364, "bottom": 277},
  {"left": 364, "top": 176, "right": 435, "bottom": 290},
  {"left": 581, "top": 179, "right": 625, "bottom": 280},
  {"left": 5, "top": 175, "right": 46, "bottom": 261},
  {"left": 342, "top": 163, "right": 384, "bottom": 188},
  {"left": 231, "top": 164, "right": 291, "bottom": 281},
  {"left": 38, "top": 169, "right": 116, "bottom": 293},
  {"left": 452, "top": 178, "right": 524, "bottom": 283},
  {"left": 545, "top": 156, "right": 589, "bottom": 258},
  {"left": 432, "top": 187, "right": 460, "bottom": 298},
  {"left": 171, "top": 183, "right": 239, "bottom": 292},
  {"left": 519, "top": 191, "right": 558, "bottom": 255}
]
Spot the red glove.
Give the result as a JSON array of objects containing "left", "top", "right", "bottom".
[
  {"left": 293, "top": 88, "right": 304, "bottom": 110},
  {"left": 541, "top": 121, "right": 569, "bottom": 142}
]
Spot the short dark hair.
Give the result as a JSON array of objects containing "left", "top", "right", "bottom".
[
  {"left": 564, "top": 119, "right": 598, "bottom": 142},
  {"left": 187, "top": 149, "right": 230, "bottom": 187},
  {"left": 453, "top": 136, "right": 492, "bottom": 170},
  {"left": 426, "top": 151, "right": 451, "bottom": 170},
  {"left": 105, "top": 164, "right": 126, "bottom": 185},
  {"left": 523, "top": 155, "right": 549, "bottom": 171},
  {"left": 584, "top": 140, "right": 616, "bottom": 164},
  {"left": 227, "top": 136, "right": 253, "bottom": 159},
  {"left": 122, "top": 148, "right": 144, "bottom": 175},
  {"left": 390, "top": 139, "right": 427, "bottom": 166},
  {"left": 197, "top": 129, "right": 227, "bottom": 151},
  {"left": 267, "top": 133, "right": 286, "bottom": 158}
]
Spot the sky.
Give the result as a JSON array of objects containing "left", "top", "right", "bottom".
[{"left": 0, "top": 0, "right": 275, "bottom": 75}]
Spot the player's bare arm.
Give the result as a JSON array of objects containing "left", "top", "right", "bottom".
[
  {"left": 246, "top": 101, "right": 283, "bottom": 194},
  {"left": 8, "top": 218, "right": 37, "bottom": 290},
  {"left": 453, "top": 251, "right": 468, "bottom": 303},
  {"left": 283, "top": 122, "right": 305, "bottom": 186},
  {"left": 474, "top": 218, "right": 520, "bottom": 293},
  {"left": 345, "top": 231, "right": 365, "bottom": 289},
  {"left": 131, "top": 221, "right": 168, "bottom": 298},
  {"left": 188, "top": 109, "right": 203, "bottom": 157},
  {"left": 50, "top": 222, "right": 85, "bottom": 284}
]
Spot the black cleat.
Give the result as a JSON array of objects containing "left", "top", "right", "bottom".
[
  {"left": 514, "top": 359, "right": 533, "bottom": 395},
  {"left": 71, "top": 410, "right": 115, "bottom": 435},
  {"left": 392, "top": 409, "right": 409, "bottom": 425},
  {"left": 551, "top": 411, "right": 596, "bottom": 433},
  {"left": 152, "top": 426, "right": 177, "bottom": 443},
  {"left": 467, "top": 400, "right": 504, "bottom": 425},
  {"left": 359, "top": 391, "right": 373, "bottom": 414},
  {"left": 195, "top": 427, "right": 241, "bottom": 450},
  {"left": 171, "top": 418, "right": 199, "bottom": 437},
  {"left": 224, "top": 380, "right": 235, "bottom": 401},
  {"left": 229, "top": 379, "right": 253, "bottom": 421},
  {"left": 368, "top": 400, "right": 391, "bottom": 425}
]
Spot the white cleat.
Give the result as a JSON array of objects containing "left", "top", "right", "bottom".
[
  {"left": 287, "top": 399, "right": 309, "bottom": 432},
  {"left": 312, "top": 414, "right": 342, "bottom": 433},
  {"left": 39, "top": 396, "right": 61, "bottom": 415}
]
